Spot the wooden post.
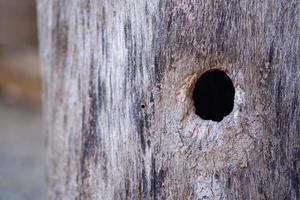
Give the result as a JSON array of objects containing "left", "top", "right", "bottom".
[{"left": 38, "top": 0, "right": 300, "bottom": 199}]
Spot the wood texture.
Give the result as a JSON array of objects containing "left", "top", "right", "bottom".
[{"left": 38, "top": 0, "right": 300, "bottom": 199}]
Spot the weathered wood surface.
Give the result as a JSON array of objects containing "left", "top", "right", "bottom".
[{"left": 38, "top": 0, "right": 300, "bottom": 199}]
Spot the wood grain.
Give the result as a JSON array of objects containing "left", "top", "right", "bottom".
[{"left": 38, "top": 0, "right": 300, "bottom": 199}]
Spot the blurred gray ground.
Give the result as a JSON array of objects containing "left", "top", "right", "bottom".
[{"left": 0, "top": 102, "right": 46, "bottom": 200}]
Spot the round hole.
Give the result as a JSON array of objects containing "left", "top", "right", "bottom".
[{"left": 192, "top": 70, "right": 235, "bottom": 122}]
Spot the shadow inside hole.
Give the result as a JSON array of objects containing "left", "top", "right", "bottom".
[{"left": 192, "top": 70, "right": 235, "bottom": 122}]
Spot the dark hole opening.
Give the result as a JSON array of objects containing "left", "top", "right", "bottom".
[{"left": 192, "top": 70, "right": 235, "bottom": 122}]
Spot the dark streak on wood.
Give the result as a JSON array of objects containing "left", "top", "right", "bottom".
[{"left": 150, "top": 156, "right": 166, "bottom": 200}]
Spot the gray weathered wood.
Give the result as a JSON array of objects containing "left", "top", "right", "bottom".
[{"left": 38, "top": 0, "right": 300, "bottom": 199}]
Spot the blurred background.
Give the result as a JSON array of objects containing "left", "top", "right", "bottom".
[{"left": 0, "top": 0, "right": 46, "bottom": 199}]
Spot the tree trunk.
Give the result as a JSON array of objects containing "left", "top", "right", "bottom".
[{"left": 37, "top": 0, "right": 300, "bottom": 199}]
